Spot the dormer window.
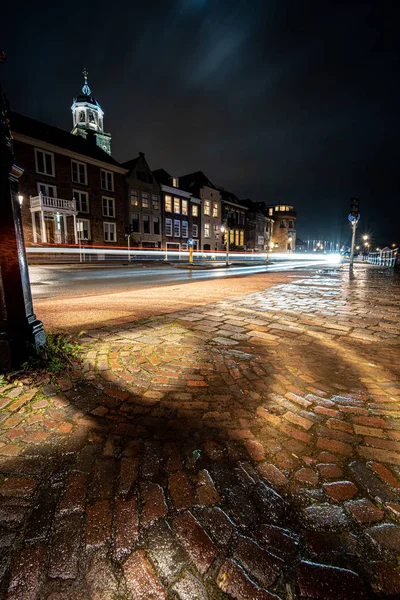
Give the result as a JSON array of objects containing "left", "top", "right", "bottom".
[{"left": 172, "top": 177, "right": 179, "bottom": 188}]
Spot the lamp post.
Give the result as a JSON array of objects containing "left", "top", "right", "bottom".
[
  {"left": 220, "top": 224, "right": 229, "bottom": 266},
  {"left": 0, "top": 64, "right": 46, "bottom": 369}
]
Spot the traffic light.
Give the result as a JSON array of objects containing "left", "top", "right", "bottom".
[
  {"left": 350, "top": 197, "right": 360, "bottom": 217},
  {"left": 125, "top": 224, "right": 134, "bottom": 236}
]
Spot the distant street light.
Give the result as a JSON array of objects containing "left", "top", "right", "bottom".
[
  {"left": 220, "top": 224, "right": 229, "bottom": 266},
  {"left": 17, "top": 193, "right": 23, "bottom": 206},
  {"left": 363, "top": 234, "right": 369, "bottom": 241}
]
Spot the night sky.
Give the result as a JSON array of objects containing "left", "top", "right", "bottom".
[{"left": 2, "top": 0, "right": 398, "bottom": 246}]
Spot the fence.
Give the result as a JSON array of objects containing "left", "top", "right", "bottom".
[{"left": 367, "top": 248, "right": 398, "bottom": 267}]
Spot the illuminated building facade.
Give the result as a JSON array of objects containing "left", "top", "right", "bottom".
[{"left": 267, "top": 204, "right": 297, "bottom": 252}]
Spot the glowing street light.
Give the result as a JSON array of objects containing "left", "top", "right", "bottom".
[{"left": 220, "top": 224, "right": 229, "bottom": 267}]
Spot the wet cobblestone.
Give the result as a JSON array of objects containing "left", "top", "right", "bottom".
[{"left": 0, "top": 265, "right": 400, "bottom": 598}]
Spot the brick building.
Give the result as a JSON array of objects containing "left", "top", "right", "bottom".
[
  {"left": 240, "top": 200, "right": 274, "bottom": 251},
  {"left": 267, "top": 204, "right": 297, "bottom": 252},
  {"left": 9, "top": 73, "right": 128, "bottom": 248},
  {"left": 218, "top": 189, "right": 247, "bottom": 250}
]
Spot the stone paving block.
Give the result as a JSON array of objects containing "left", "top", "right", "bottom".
[
  {"left": 323, "top": 481, "right": 358, "bottom": 501},
  {"left": 258, "top": 524, "right": 298, "bottom": 558},
  {"left": 195, "top": 506, "right": 236, "bottom": 547},
  {"left": 316, "top": 463, "right": 343, "bottom": 479},
  {"left": 366, "top": 523, "right": 400, "bottom": 552},
  {"left": 196, "top": 469, "right": 220, "bottom": 505},
  {"left": 303, "top": 503, "right": 350, "bottom": 530},
  {"left": 140, "top": 482, "right": 168, "bottom": 526},
  {"left": 216, "top": 559, "right": 282, "bottom": 600},
  {"left": 146, "top": 520, "right": 189, "bottom": 583},
  {"left": 6, "top": 542, "right": 46, "bottom": 600},
  {"left": 86, "top": 500, "right": 112, "bottom": 548},
  {"left": 85, "top": 548, "right": 120, "bottom": 600},
  {"left": 303, "top": 530, "right": 361, "bottom": 559},
  {"left": 58, "top": 474, "right": 86, "bottom": 514},
  {"left": 118, "top": 457, "right": 139, "bottom": 496},
  {"left": 169, "top": 471, "right": 195, "bottom": 510},
  {"left": 257, "top": 463, "right": 288, "bottom": 489},
  {"left": 88, "top": 458, "right": 117, "bottom": 500},
  {"left": 122, "top": 549, "right": 167, "bottom": 599},
  {"left": 49, "top": 515, "right": 82, "bottom": 579},
  {"left": 172, "top": 510, "right": 217, "bottom": 574},
  {"left": 297, "top": 560, "right": 368, "bottom": 599},
  {"left": 172, "top": 570, "right": 209, "bottom": 600},
  {"left": 115, "top": 497, "right": 139, "bottom": 559},
  {"left": 364, "top": 560, "right": 400, "bottom": 596},
  {"left": 0, "top": 477, "right": 37, "bottom": 498},
  {"left": 349, "top": 461, "right": 398, "bottom": 503},
  {"left": 234, "top": 534, "right": 285, "bottom": 587},
  {"left": 25, "top": 482, "right": 61, "bottom": 542},
  {"left": 344, "top": 498, "right": 384, "bottom": 524}
]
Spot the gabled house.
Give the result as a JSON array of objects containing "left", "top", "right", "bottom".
[{"left": 217, "top": 188, "right": 247, "bottom": 250}]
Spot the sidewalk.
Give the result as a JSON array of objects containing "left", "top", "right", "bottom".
[{"left": 0, "top": 264, "right": 399, "bottom": 599}]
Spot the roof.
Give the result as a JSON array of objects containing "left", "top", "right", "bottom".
[
  {"left": 10, "top": 111, "right": 121, "bottom": 167},
  {"left": 152, "top": 168, "right": 171, "bottom": 185},
  {"left": 178, "top": 171, "right": 217, "bottom": 193},
  {"left": 121, "top": 156, "right": 141, "bottom": 171}
]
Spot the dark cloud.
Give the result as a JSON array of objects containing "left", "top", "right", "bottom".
[{"left": 2, "top": 0, "right": 398, "bottom": 245}]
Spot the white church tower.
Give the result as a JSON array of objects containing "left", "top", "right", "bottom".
[{"left": 71, "top": 69, "right": 112, "bottom": 155}]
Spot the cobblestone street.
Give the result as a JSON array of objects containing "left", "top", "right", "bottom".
[{"left": 1, "top": 264, "right": 399, "bottom": 599}]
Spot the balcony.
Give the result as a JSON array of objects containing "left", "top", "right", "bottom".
[{"left": 30, "top": 193, "right": 77, "bottom": 214}]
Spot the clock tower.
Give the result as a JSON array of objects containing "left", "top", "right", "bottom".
[{"left": 71, "top": 69, "right": 112, "bottom": 155}]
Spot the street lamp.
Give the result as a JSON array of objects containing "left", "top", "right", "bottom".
[
  {"left": 220, "top": 224, "right": 229, "bottom": 267},
  {"left": 288, "top": 235, "right": 293, "bottom": 253},
  {"left": 17, "top": 193, "right": 23, "bottom": 206}
]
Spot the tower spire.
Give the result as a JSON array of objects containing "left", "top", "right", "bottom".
[{"left": 82, "top": 68, "right": 91, "bottom": 96}]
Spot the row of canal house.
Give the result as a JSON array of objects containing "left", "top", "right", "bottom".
[{"left": 10, "top": 72, "right": 296, "bottom": 254}]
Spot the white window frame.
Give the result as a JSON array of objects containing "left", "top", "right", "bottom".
[
  {"left": 77, "top": 218, "right": 91, "bottom": 240},
  {"left": 35, "top": 148, "right": 55, "bottom": 177},
  {"left": 73, "top": 189, "right": 89, "bottom": 213},
  {"left": 165, "top": 195, "right": 172, "bottom": 212},
  {"left": 102, "top": 196, "right": 115, "bottom": 218},
  {"left": 192, "top": 205, "right": 199, "bottom": 217},
  {"left": 100, "top": 169, "right": 114, "bottom": 191},
  {"left": 71, "top": 160, "right": 87, "bottom": 185},
  {"left": 181, "top": 200, "right": 188, "bottom": 215},
  {"left": 174, "top": 198, "right": 180, "bottom": 214},
  {"left": 165, "top": 218, "right": 172, "bottom": 237},
  {"left": 103, "top": 222, "right": 116, "bottom": 242},
  {"left": 192, "top": 224, "right": 198, "bottom": 238},
  {"left": 174, "top": 219, "right": 180, "bottom": 237},
  {"left": 204, "top": 223, "right": 210, "bottom": 238},
  {"left": 37, "top": 182, "right": 57, "bottom": 198},
  {"left": 204, "top": 200, "right": 210, "bottom": 216},
  {"left": 182, "top": 220, "right": 188, "bottom": 238}
]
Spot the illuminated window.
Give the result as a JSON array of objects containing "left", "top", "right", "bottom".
[
  {"left": 213, "top": 224, "right": 219, "bottom": 237},
  {"left": 204, "top": 200, "right": 210, "bottom": 216},
  {"left": 182, "top": 221, "right": 188, "bottom": 238},
  {"left": 132, "top": 213, "right": 140, "bottom": 232},
  {"left": 73, "top": 190, "right": 89, "bottom": 213},
  {"left": 165, "top": 218, "right": 172, "bottom": 236},
  {"left": 174, "top": 219, "right": 180, "bottom": 237},
  {"left": 213, "top": 202, "right": 218, "bottom": 217},
  {"left": 71, "top": 160, "right": 87, "bottom": 185},
  {"left": 172, "top": 177, "right": 179, "bottom": 188},
  {"left": 235, "top": 230, "right": 239, "bottom": 246},
  {"left": 35, "top": 148, "right": 55, "bottom": 177},
  {"left": 165, "top": 195, "right": 172, "bottom": 212},
  {"left": 152, "top": 195, "right": 160, "bottom": 210},
  {"left": 192, "top": 224, "right": 198, "bottom": 237},
  {"left": 192, "top": 204, "right": 199, "bottom": 217},
  {"left": 131, "top": 190, "right": 139, "bottom": 206},
  {"left": 174, "top": 198, "right": 180, "bottom": 213},
  {"left": 103, "top": 222, "right": 116, "bottom": 242},
  {"left": 230, "top": 230, "right": 234, "bottom": 244},
  {"left": 77, "top": 219, "right": 90, "bottom": 240},
  {"left": 153, "top": 216, "right": 160, "bottom": 235},
  {"left": 102, "top": 197, "right": 115, "bottom": 218},
  {"left": 204, "top": 223, "right": 210, "bottom": 238},
  {"left": 239, "top": 231, "right": 244, "bottom": 246},
  {"left": 268, "top": 208, "right": 273, "bottom": 216},
  {"left": 142, "top": 193, "right": 149, "bottom": 208},
  {"left": 275, "top": 206, "right": 279, "bottom": 211},
  {"left": 182, "top": 200, "right": 188, "bottom": 215},
  {"left": 101, "top": 169, "right": 114, "bottom": 191},
  {"left": 143, "top": 214, "right": 150, "bottom": 233}
]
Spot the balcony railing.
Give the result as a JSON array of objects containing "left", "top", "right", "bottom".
[
  {"left": 30, "top": 193, "right": 76, "bottom": 213},
  {"left": 367, "top": 249, "right": 398, "bottom": 267}
]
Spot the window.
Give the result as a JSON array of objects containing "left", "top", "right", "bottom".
[
  {"left": 131, "top": 190, "right": 139, "bottom": 206},
  {"left": 132, "top": 214, "right": 140, "bottom": 233},
  {"left": 288, "top": 220, "right": 294, "bottom": 229},
  {"left": 165, "top": 195, "right": 172, "bottom": 212},
  {"left": 235, "top": 230, "right": 239, "bottom": 246},
  {"left": 104, "top": 222, "right": 116, "bottom": 242},
  {"left": 142, "top": 192, "right": 149, "bottom": 208},
  {"left": 165, "top": 218, "right": 172, "bottom": 237},
  {"left": 71, "top": 160, "right": 87, "bottom": 185},
  {"left": 213, "top": 224, "right": 219, "bottom": 237},
  {"left": 275, "top": 206, "right": 279, "bottom": 211},
  {"left": 181, "top": 200, "right": 188, "bottom": 215},
  {"left": 174, "top": 219, "right": 180, "bottom": 237},
  {"left": 213, "top": 202, "right": 218, "bottom": 217},
  {"left": 101, "top": 169, "right": 114, "bottom": 191},
  {"left": 172, "top": 177, "right": 179, "bottom": 188},
  {"left": 192, "top": 204, "right": 198, "bottom": 217},
  {"left": 280, "top": 220, "right": 286, "bottom": 228},
  {"left": 38, "top": 183, "right": 57, "bottom": 198},
  {"left": 192, "top": 224, "right": 198, "bottom": 237},
  {"left": 204, "top": 200, "right": 210, "bottom": 216},
  {"left": 174, "top": 198, "right": 180, "bottom": 213},
  {"left": 182, "top": 221, "right": 188, "bottom": 238},
  {"left": 182, "top": 243, "right": 188, "bottom": 251},
  {"left": 204, "top": 223, "right": 210, "bottom": 238},
  {"left": 73, "top": 190, "right": 89, "bottom": 213},
  {"left": 153, "top": 216, "right": 160, "bottom": 235},
  {"left": 152, "top": 195, "right": 160, "bottom": 210},
  {"left": 240, "top": 231, "right": 244, "bottom": 246},
  {"left": 230, "top": 230, "right": 234, "bottom": 244},
  {"left": 77, "top": 219, "right": 90, "bottom": 240},
  {"left": 143, "top": 214, "right": 150, "bottom": 234},
  {"left": 102, "top": 197, "right": 115, "bottom": 218},
  {"left": 35, "top": 149, "right": 55, "bottom": 176},
  {"left": 268, "top": 208, "right": 273, "bottom": 216}
]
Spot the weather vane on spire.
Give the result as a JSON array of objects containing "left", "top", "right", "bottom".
[{"left": 82, "top": 68, "right": 91, "bottom": 96}]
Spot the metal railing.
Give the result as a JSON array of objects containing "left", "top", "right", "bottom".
[
  {"left": 367, "top": 248, "right": 398, "bottom": 267},
  {"left": 30, "top": 193, "right": 76, "bottom": 212}
]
